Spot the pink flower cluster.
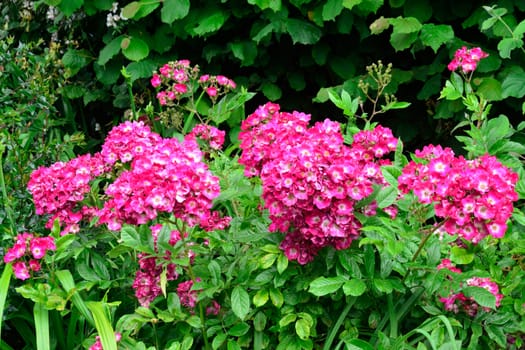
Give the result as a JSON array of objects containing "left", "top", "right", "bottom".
[
  {"left": 447, "top": 46, "right": 488, "bottom": 73},
  {"left": 98, "top": 122, "right": 226, "bottom": 231},
  {"left": 28, "top": 153, "right": 109, "bottom": 235},
  {"left": 29, "top": 121, "right": 229, "bottom": 234},
  {"left": 89, "top": 332, "right": 121, "bottom": 350},
  {"left": 132, "top": 225, "right": 181, "bottom": 307},
  {"left": 150, "top": 60, "right": 236, "bottom": 105},
  {"left": 398, "top": 145, "right": 518, "bottom": 243},
  {"left": 3, "top": 233, "right": 56, "bottom": 280},
  {"left": 437, "top": 259, "right": 503, "bottom": 316},
  {"left": 175, "top": 278, "right": 220, "bottom": 315},
  {"left": 186, "top": 124, "right": 226, "bottom": 150},
  {"left": 238, "top": 103, "right": 397, "bottom": 264}
]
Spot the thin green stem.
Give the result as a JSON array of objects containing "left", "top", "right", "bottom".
[
  {"left": 387, "top": 293, "right": 397, "bottom": 338},
  {"left": 322, "top": 297, "right": 356, "bottom": 350}
]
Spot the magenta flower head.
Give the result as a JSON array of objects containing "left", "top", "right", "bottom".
[
  {"left": 448, "top": 46, "right": 488, "bottom": 74},
  {"left": 150, "top": 73, "right": 161, "bottom": 88}
]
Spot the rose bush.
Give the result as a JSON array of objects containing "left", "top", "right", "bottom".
[{"left": 1, "top": 48, "right": 524, "bottom": 350}]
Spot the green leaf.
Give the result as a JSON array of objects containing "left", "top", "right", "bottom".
[
  {"left": 322, "top": 0, "right": 344, "bottom": 21},
  {"left": 369, "top": 16, "right": 390, "bottom": 35},
  {"left": 419, "top": 24, "right": 454, "bottom": 53},
  {"left": 228, "top": 322, "right": 250, "bottom": 337},
  {"left": 34, "top": 303, "right": 50, "bottom": 350},
  {"left": 342, "top": 279, "right": 367, "bottom": 296},
  {"left": 122, "top": 0, "right": 160, "bottom": 19},
  {"left": 502, "top": 67, "right": 525, "bottom": 98},
  {"left": 357, "top": 0, "right": 383, "bottom": 14},
  {"left": 277, "top": 254, "right": 289, "bottom": 274},
  {"left": 161, "top": 0, "right": 190, "bottom": 24},
  {"left": 285, "top": 18, "right": 322, "bottom": 44},
  {"left": 373, "top": 279, "right": 393, "bottom": 293},
  {"left": 498, "top": 37, "right": 523, "bottom": 59},
  {"left": 248, "top": 0, "right": 282, "bottom": 11},
  {"left": 279, "top": 313, "right": 297, "bottom": 327},
  {"left": 191, "top": 10, "right": 229, "bottom": 36},
  {"left": 450, "top": 246, "right": 474, "bottom": 265},
  {"left": 342, "top": 0, "right": 362, "bottom": 10},
  {"left": 295, "top": 318, "right": 311, "bottom": 340},
  {"left": 475, "top": 77, "right": 503, "bottom": 101},
  {"left": 87, "top": 302, "right": 117, "bottom": 350},
  {"left": 62, "top": 49, "right": 92, "bottom": 77},
  {"left": 269, "top": 287, "right": 284, "bottom": 308},
  {"left": 231, "top": 286, "right": 250, "bottom": 320},
  {"left": 309, "top": 276, "right": 346, "bottom": 296},
  {"left": 389, "top": 31, "right": 418, "bottom": 51},
  {"left": 212, "top": 333, "right": 227, "bottom": 350},
  {"left": 0, "top": 265, "right": 12, "bottom": 342},
  {"left": 229, "top": 41, "right": 258, "bottom": 66},
  {"left": 58, "top": 0, "right": 84, "bottom": 16},
  {"left": 261, "top": 82, "right": 282, "bottom": 100},
  {"left": 253, "top": 289, "right": 269, "bottom": 307},
  {"left": 126, "top": 60, "right": 158, "bottom": 82},
  {"left": 227, "top": 340, "right": 242, "bottom": 350},
  {"left": 121, "top": 37, "right": 150, "bottom": 61},
  {"left": 462, "top": 286, "right": 496, "bottom": 309},
  {"left": 389, "top": 16, "right": 422, "bottom": 34},
  {"left": 375, "top": 185, "right": 398, "bottom": 209}
]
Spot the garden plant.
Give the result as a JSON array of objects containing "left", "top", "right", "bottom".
[{"left": 1, "top": 1, "right": 525, "bottom": 349}]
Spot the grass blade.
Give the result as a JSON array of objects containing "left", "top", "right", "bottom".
[
  {"left": 55, "top": 270, "right": 95, "bottom": 326},
  {"left": 0, "top": 264, "right": 13, "bottom": 342},
  {"left": 34, "top": 303, "right": 50, "bottom": 350},
  {"left": 86, "top": 301, "right": 117, "bottom": 350}
]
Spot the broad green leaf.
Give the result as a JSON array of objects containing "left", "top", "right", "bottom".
[
  {"left": 389, "top": 16, "right": 422, "bottom": 34},
  {"left": 373, "top": 279, "right": 393, "bottom": 293},
  {"left": 253, "top": 289, "right": 269, "bottom": 307},
  {"left": 261, "top": 82, "right": 282, "bottom": 100},
  {"left": 120, "top": 225, "right": 140, "bottom": 248},
  {"left": 342, "top": 0, "right": 362, "bottom": 10},
  {"left": 390, "top": 31, "right": 418, "bottom": 51},
  {"left": 475, "top": 77, "right": 503, "bottom": 101},
  {"left": 231, "top": 286, "right": 250, "bottom": 320},
  {"left": 345, "top": 339, "right": 375, "bottom": 350},
  {"left": 227, "top": 340, "right": 242, "bottom": 350},
  {"left": 161, "top": 0, "right": 190, "bottom": 24},
  {"left": 269, "top": 287, "right": 284, "bottom": 308},
  {"left": 403, "top": 0, "right": 432, "bottom": 22},
  {"left": 0, "top": 265, "right": 12, "bottom": 342},
  {"left": 322, "top": 0, "right": 344, "bottom": 21},
  {"left": 121, "top": 36, "right": 150, "bottom": 61},
  {"left": 279, "top": 313, "right": 297, "bottom": 327},
  {"left": 497, "top": 37, "right": 523, "bottom": 59},
  {"left": 381, "top": 165, "right": 401, "bottom": 186},
  {"left": 357, "top": 0, "right": 383, "bottom": 14},
  {"left": 502, "top": 67, "right": 525, "bottom": 98},
  {"left": 450, "top": 246, "right": 474, "bottom": 265},
  {"left": 191, "top": 10, "right": 229, "bottom": 36},
  {"left": 229, "top": 41, "right": 258, "bottom": 66},
  {"left": 295, "top": 318, "right": 311, "bottom": 340},
  {"left": 309, "top": 276, "right": 346, "bottom": 296},
  {"left": 419, "top": 24, "right": 454, "bottom": 53},
  {"left": 58, "top": 0, "right": 84, "bottom": 16},
  {"left": 285, "top": 18, "right": 322, "bottom": 44},
  {"left": 277, "top": 253, "right": 288, "bottom": 274},
  {"left": 212, "top": 333, "right": 227, "bottom": 349},
  {"left": 228, "top": 322, "right": 250, "bottom": 337},
  {"left": 34, "top": 303, "right": 50, "bottom": 350},
  {"left": 62, "top": 49, "right": 92, "bottom": 77},
  {"left": 122, "top": 0, "right": 160, "bottom": 19},
  {"left": 248, "top": 0, "right": 282, "bottom": 11},
  {"left": 126, "top": 60, "right": 158, "bottom": 82},
  {"left": 462, "top": 286, "right": 496, "bottom": 309},
  {"left": 343, "top": 279, "right": 367, "bottom": 296}
]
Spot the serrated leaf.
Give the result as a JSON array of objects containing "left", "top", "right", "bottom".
[
  {"left": 342, "top": 0, "right": 362, "bottom": 10},
  {"left": 285, "top": 18, "right": 322, "bottom": 44},
  {"left": 126, "top": 60, "right": 158, "bottom": 82},
  {"left": 161, "top": 0, "right": 190, "bottom": 24},
  {"left": 228, "top": 322, "right": 250, "bottom": 337},
  {"left": 212, "top": 333, "right": 227, "bottom": 349},
  {"left": 343, "top": 279, "right": 367, "bottom": 296},
  {"left": 121, "top": 37, "right": 150, "bottom": 61},
  {"left": 419, "top": 24, "right": 454, "bottom": 52},
  {"left": 309, "top": 276, "right": 346, "bottom": 296},
  {"left": 122, "top": 0, "right": 159, "bottom": 19},
  {"left": 231, "top": 286, "right": 250, "bottom": 320},
  {"left": 390, "top": 31, "right": 418, "bottom": 51},
  {"left": 229, "top": 41, "right": 258, "bottom": 66},
  {"left": 476, "top": 77, "right": 503, "bottom": 101},
  {"left": 97, "top": 35, "right": 124, "bottom": 65},
  {"left": 375, "top": 185, "right": 398, "bottom": 209},
  {"left": 462, "top": 286, "right": 496, "bottom": 309}
]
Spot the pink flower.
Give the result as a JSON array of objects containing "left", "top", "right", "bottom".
[
  {"left": 448, "top": 46, "right": 488, "bottom": 74},
  {"left": 174, "top": 83, "right": 187, "bottom": 94},
  {"left": 12, "top": 261, "right": 30, "bottom": 280},
  {"left": 206, "top": 86, "right": 217, "bottom": 97},
  {"left": 150, "top": 73, "right": 161, "bottom": 88}
]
